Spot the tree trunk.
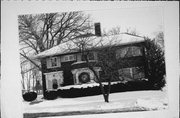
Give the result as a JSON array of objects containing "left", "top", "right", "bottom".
[
  {"left": 88, "top": 65, "right": 107, "bottom": 102},
  {"left": 104, "top": 94, "right": 109, "bottom": 102},
  {"left": 32, "top": 74, "right": 35, "bottom": 92},
  {"left": 106, "top": 79, "right": 112, "bottom": 102},
  {"left": 84, "top": 56, "right": 108, "bottom": 102}
]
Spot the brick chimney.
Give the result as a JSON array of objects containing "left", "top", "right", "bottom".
[{"left": 94, "top": 22, "right": 101, "bottom": 36}]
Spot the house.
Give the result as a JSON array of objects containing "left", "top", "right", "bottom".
[{"left": 35, "top": 33, "right": 147, "bottom": 95}]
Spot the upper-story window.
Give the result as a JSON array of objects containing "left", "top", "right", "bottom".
[
  {"left": 51, "top": 58, "right": 57, "bottom": 67},
  {"left": 46, "top": 57, "right": 61, "bottom": 68},
  {"left": 82, "top": 52, "right": 97, "bottom": 61},
  {"left": 118, "top": 67, "right": 145, "bottom": 80},
  {"left": 116, "top": 46, "right": 142, "bottom": 59},
  {"left": 61, "top": 54, "right": 76, "bottom": 62}
]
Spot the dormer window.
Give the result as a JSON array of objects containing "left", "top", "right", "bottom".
[{"left": 46, "top": 57, "right": 61, "bottom": 68}]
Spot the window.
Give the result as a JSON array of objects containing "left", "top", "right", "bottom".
[
  {"left": 82, "top": 52, "right": 96, "bottom": 61},
  {"left": 64, "top": 56, "right": 69, "bottom": 61},
  {"left": 132, "top": 67, "right": 145, "bottom": 79},
  {"left": 131, "top": 46, "right": 142, "bottom": 56},
  {"left": 61, "top": 54, "right": 76, "bottom": 62},
  {"left": 116, "top": 46, "right": 142, "bottom": 59},
  {"left": 69, "top": 55, "right": 75, "bottom": 60},
  {"left": 118, "top": 67, "right": 145, "bottom": 80},
  {"left": 47, "top": 57, "right": 60, "bottom": 68},
  {"left": 88, "top": 52, "right": 95, "bottom": 60},
  {"left": 118, "top": 68, "right": 133, "bottom": 79},
  {"left": 51, "top": 58, "right": 58, "bottom": 67}
]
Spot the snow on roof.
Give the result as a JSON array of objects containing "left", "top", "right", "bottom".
[{"left": 35, "top": 33, "right": 145, "bottom": 58}]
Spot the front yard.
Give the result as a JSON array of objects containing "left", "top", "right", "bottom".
[{"left": 23, "top": 90, "right": 168, "bottom": 118}]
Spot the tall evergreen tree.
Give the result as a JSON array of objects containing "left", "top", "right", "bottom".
[{"left": 144, "top": 38, "right": 166, "bottom": 89}]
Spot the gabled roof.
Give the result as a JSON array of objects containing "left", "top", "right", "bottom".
[{"left": 35, "top": 33, "right": 145, "bottom": 59}]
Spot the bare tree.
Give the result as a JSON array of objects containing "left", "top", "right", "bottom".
[
  {"left": 20, "top": 59, "right": 41, "bottom": 93},
  {"left": 102, "top": 26, "right": 121, "bottom": 36},
  {"left": 71, "top": 33, "right": 132, "bottom": 102},
  {"left": 154, "top": 31, "right": 164, "bottom": 49},
  {"left": 125, "top": 27, "right": 140, "bottom": 36},
  {"left": 18, "top": 11, "right": 93, "bottom": 69},
  {"left": 70, "top": 24, "right": 149, "bottom": 102},
  {"left": 18, "top": 11, "right": 93, "bottom": 94}
]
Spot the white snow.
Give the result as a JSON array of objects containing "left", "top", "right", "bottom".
[
  {"left": 71, "top": 60, "right": 97, "bottom": 65},
  {"left": 135, "top": 98, "right": 168, "bottom": 110},
  {"left": 58, "top": 81, "right": 127, "bottom": 90},
  {"left": 23, "top": 90, "right": 168, "bottom": 114}
]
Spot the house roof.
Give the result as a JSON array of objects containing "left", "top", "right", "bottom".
[{"left": 35, "top": 33, "right": 145, "bottom": 59}]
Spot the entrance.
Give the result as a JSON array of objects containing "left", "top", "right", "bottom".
[{"left": 61, "top": 61, "right": 74, "bottom": 85}]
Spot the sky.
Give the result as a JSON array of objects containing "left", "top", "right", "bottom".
[{"left": 85, "top": 6, "right": 163, "bottom": 38}]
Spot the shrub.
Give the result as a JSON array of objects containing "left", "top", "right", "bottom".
[
  {"left": 44, "top": 90, "right": 58, "bottom": 100},
  {"left": 23, "top": 91, "right": 37, "bottom": 102},
  {"left": 57, "top": 81, "right": 154, "bottom": 98}
]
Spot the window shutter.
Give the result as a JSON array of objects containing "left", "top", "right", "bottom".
[
  {"left": 57, "top": 72, "right": 64, "bottom": 84},
  {"left": 45, "top": 74, "right": 52, "bottom": 90},
  {"left": 57, "top": 57, "right": 61, "bottom": 67},
  {"left": 48, "top": 79, "right": 52, "bottom": 89},
  {"left": 77, "top": 54, "right": 82, "bottom": 61},
  {"left": 46, "top": 58, "right": 51, "bottom": 68}
]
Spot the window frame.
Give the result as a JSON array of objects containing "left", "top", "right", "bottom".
[
  {"left": 47, "top": 57, "right": 61, "bottom": 68},
  {"left": 81, "top": 52, "right": 96, "bottom": 61},
  {"left": 61, "top": 54, "right": 76, "bottom": 62},
  {"left": 116, "top": 46, "right": 142, "bottom": 59},
  {"left": 118, "top": 66, "right": 145, "bottom": 80}
]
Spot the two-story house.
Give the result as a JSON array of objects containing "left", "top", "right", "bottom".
[{"left": 35, "top": 33, "right": 147, "bottom": 94}]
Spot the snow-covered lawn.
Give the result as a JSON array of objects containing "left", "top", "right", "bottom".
[{"left": 23, "top": 90, "right": 168, "bottom": 115}]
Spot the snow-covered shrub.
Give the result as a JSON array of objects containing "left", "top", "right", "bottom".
[
  {"left": 57, "top": 86, "right": 101, "bottom": 98},
  {"left": 57, "top": 81, "right": 153, "bottom": 98},
  {"left": 23, "top": 91, "right": 37, "bottom": 102}
]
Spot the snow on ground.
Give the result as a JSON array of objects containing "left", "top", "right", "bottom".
[{"left": 23, "top": 90, "right": 168, "bottom": 114}]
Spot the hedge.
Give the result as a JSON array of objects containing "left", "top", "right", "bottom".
[{"left": 56, "top": 80, "right": 156, "bottom": 98}]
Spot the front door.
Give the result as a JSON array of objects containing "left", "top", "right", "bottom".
[{"left": 61, "top": 61, "right": 74, "bottom": 85}]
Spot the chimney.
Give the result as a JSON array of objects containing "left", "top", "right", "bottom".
[{"left": 94, "top": 22, "right": 101, "bottom": 36}]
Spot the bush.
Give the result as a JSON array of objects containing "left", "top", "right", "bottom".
[
  {"left": 125, "top": 80, "right": 152, "bottom": 91},
  {"left": 23, "top": 91, "right": 37, "bottom": 102},
  {"left": 57, "top": 81, "right": 154, "bottom": 98},
  {"left": 44, "top": 90, "right": 58, "bottom": 100}
]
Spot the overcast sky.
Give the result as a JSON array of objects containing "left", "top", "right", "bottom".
[{"left": 85, "top": 6, "right": 163, "bottom": 38}]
